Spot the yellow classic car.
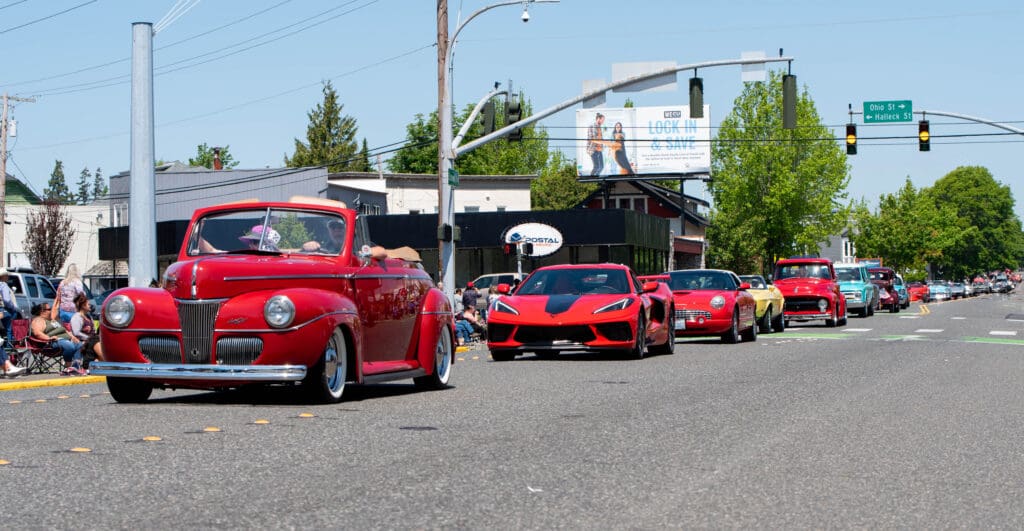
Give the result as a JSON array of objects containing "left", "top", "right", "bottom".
[{"left": 738, "top": 275, "right": 786, "bottom": 333}]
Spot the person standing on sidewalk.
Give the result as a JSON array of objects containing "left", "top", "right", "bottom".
[
  {"left": 0, "top": 268, "right": 19, "bottom": 346},
  {"left": 55, "top": 264, "right": 87, "bottom": 324}
]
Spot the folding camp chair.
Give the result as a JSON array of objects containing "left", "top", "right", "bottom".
[{"left": 9, "top": 319, "right": 64, "bottom": 374}]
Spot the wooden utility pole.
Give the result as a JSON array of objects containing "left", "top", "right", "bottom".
[{"left": 0, "top": 92, "right": 36, "bottom": 267}]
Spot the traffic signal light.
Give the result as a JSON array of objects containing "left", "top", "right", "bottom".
[
  {"left": 918, "top": 120, "right": 930, "bottom": 151},
  {"left": 503, "top": 243, "right": 513, "bottom": 255},
  {"left": 481, "top": 101, "right": 496, "bottom": 134},
  {"left": 506, "top": 99, "right": 522, "bottom": 141},
  {"left": 845, "top": 123, "right": 857, "bottom": 155},
  {"left": 689, "top": 77, "right": 703, "bottom": 118},
  {"left": 521, "top": 242, "right": 534, "bottom": 256},
  {"left": 782, "top": 74, "right": 797, "bottom": 130}
]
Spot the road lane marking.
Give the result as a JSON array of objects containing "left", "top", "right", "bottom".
[
  {"left": 964, "top": 336, "right": 1024, "bottom": 345},
  {"left": 881, "top": 335, "right": 926, "bottom": 341},
  {"left": 990, "top": 330, "right": 1018, "bottom": 336},
  {"left": 900, "top": 315, "right": 920, "bottom": 319},
  {"left": 915, "top": 329, "right": 944, "bottom": 333},
  {"left": 951, "top": 317, "right": 966, "bottom": 320},
  {"left": 844, "top": 328, "right": 872, "bottom": 332}
]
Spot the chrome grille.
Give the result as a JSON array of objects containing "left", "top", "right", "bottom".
[
  {"left": 215, "top": 337, "right": 263, "bottom": 365},
  {"left": 139, "top": 337, "right": 182, "bottom": 364},
  {"left": 177, "top": 300, "right": 223, "bottom": 364},
  {"left": 676, "top": 309, "right": 712, "bottom": 320}
]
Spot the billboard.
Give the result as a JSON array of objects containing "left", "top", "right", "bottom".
[{"left": 576, "top": 105, "right": 711, "bottom": 177}]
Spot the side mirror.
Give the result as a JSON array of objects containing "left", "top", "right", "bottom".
[
  {"left": 496, "top": 283, "right": 511, "bottom": 295},
  {"left": 641, "top": 281, "right": 658, "bottom": 293},
  {"left": 738, "top": 282, "right": 751, "bottom": 290}
]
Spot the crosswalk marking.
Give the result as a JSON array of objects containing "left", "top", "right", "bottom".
[
  {"left": 915, "top": 329, "right": 944, "bottom": 333},
  {"left": 990, "top": 330, "right": 1018, "bottom": 336}
]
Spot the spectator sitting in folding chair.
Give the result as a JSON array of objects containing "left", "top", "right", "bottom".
[{"left": 29, "top": 303, "right": 85, "bottom": 376}]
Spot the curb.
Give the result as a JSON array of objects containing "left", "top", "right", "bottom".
[{"left": 0, "top": 375, "right": 105, "bottom": 392}]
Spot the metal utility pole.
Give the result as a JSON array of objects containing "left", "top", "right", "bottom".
[
  {"left": 0, "top": 93, "right": 36, "bottom": 267},
  {"left": 129, "top": 22, "right": 157, "bottom": 287}
]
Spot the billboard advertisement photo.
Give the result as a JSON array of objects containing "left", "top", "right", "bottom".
[{"left": 576, "top": 105, "right": 711, "bottom": 177}]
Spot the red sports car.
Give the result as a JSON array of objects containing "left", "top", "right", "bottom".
[
  {"left": 486, "top": 264, "right": 675, "bottom": 360},
  {"left": 666, "top": 269, "right": 759, "bottom": 343}
]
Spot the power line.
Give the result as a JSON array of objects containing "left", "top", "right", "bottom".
[
  {"left": 0, "top": 0, "right": 97, "bottom": 35},
  {"left": 0, "top": 0, "right": 30, "bottom": 11},
  {"left": 1, "top": 0, "right": 295, "bottom": 89},
  {"left": 27, "top": 0, "right": 378, "bottom": 97}
]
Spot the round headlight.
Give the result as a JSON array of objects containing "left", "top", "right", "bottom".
[
  {"left": 818, "top": 298, "right": 829, "bottom": 311},
  {"left": 104, "top": 294, "right": 135, "bottom": 328},
  {"left": 710, "top": 295, "right": 726, "bottom": 309},
  {"left": 264, "top": 295, "right": 295, "bottom": 328}
]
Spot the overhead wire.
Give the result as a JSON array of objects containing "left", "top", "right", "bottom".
[
  {"left": 153, "top": 0, "right": 201, "bottom": 34},
  {"left": 0, "top": 0, "right": 30, "bottom": 11},
  {"left": 0, "top": 0, "right": 97, "bottom": 35}
]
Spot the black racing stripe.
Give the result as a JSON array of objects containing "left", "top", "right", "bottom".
[{"left": 544, "top": 294, "right": 579, "bottom": 315}]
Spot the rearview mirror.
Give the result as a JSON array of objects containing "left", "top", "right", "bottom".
[
  {"left": 641, "top": 281, "right": 658, "bottom": 293},
  {"left": 496, "top": 283, "right": 511, "bottom": 295},
  {"left": 739, "top": 282, "right": 751, "bottom": 290}
]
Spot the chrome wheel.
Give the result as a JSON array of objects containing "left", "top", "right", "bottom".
[{"left": 415, "top": 327, "right": 453, "bottom": 389}]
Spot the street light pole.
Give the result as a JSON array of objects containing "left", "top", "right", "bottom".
[{"left": 437, "top": 0, "right": 558, "bottom": 305}]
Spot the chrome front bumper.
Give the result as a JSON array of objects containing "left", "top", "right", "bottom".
[
  {"left": 784, "top": 312, "right": 832, "bottom": 321},
  {"left": 90, "top": 362, "right": 307, "bottom": 381}
]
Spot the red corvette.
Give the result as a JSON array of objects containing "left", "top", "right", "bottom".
[
  {"left": 486, "top": 264, "right": 675, "bottom": 360},
  {"left": 666, "top": 269, "right": 758, "bottom": 343}
]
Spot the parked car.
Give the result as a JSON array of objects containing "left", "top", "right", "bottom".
[
  {"left": 738, "top": 274, "right": 786, "bottom": 333},
  {"left": 4, "top": 268, "right": 57, "bottom": 318},
  {"left": 894, "top": 274, "right": 911, "bottom": 309},
  {"left": 89, "top": 288, "right": 119, "bottom": 320},
  {"left": 949, "top": 282, "right": 966, "bottom": 299},
  {"left": 928, "top": 282, "right": 952, "bottom": 302},
  {"left": 667, "top": 269, "right": 758, "bottom": 343},
  {"left": 486, "top": 263, "right": 675, "bottom": 360},
  {"left": 92, "top": 197, "right": 455, "bottom": 403},
  {"left": 908, "top": 282, "right": 930, "bottom": 301},
  {"left": 469, "top": 272, "right": 521, "bottom": 312},
  {"left": 773, "top": 258, "right": 848, "bottom": 327},
  {"left": 868, "top": 267, "right": 901, "bottom": 313},
  {"left": 833, "top": 263, "right": 879, "bottom": 318}
]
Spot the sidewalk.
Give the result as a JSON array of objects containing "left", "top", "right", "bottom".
[{"left": 0, "top": 372, "right": 104, "bottom": 392}]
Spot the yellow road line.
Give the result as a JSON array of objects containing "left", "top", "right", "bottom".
[{"left": 0, "top": 375, "right": 105, "bottom": 392}]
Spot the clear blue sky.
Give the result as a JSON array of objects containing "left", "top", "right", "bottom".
[{"left": 3, "top": 0, "right": 1022, "bottom": 217}]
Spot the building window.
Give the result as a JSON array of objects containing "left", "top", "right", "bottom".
[
  {"left": 465, "top": 206, "right": 480, "bottom": 212},
  {"left": 496, "top": 206, "right": 506, "bottom": 212},
  {"left": 409, "top": 209, "right": 420, "bottom": 215}
]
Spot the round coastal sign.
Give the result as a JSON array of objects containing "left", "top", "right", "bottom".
[{"left": 503, "top": 222, "right": 563, "bottom": 257}]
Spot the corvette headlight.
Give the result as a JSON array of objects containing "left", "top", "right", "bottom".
[
  {"left": 818, "top": 298, "right": 829, "bottom": 311},
  {"left": 104, "top": 295, "right": 135, "bottom": 328},
  {"left": 264, "top": 295, "right": 295, "bottom": 328},
  {"left": 493, "top": 299, "right": 519, "bottom": 315},
  {"left": 594, "top": 297, "right": 634, "bottom": 314},
  {"left": 710, "top": 295, "right": 725, "bottom": 309}
]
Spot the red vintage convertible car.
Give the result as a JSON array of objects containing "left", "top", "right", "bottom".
[
  {"left": 665, "top": 269, "right": 758, "bottom": 343},
  {"left": 486, "top": 264, "right": 675, "bottom": 360},
  {"left": 92, "top": 197, "right": 455, "bottom": 403},
  {"left": 773, "top": 257, "right": 848, "bottom": 327}
]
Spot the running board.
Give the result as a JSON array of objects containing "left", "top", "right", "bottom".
[{"left": 362, "top": 368, "right": 426, "bottom": 384}]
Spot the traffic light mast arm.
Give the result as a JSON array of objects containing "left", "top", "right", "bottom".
[
  {"left": 917, "top": 110, "right": 1024, "bottom": 136},
  {"left": 454, "top": 54, "right": 795, "bottom": 157},
  {"left": 451, "top": 86, "right": 508, "bottom": 154}
]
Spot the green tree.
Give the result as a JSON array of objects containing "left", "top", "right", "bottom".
[
  {"left": 189, "top": 143, "right": 239, "bottom": 169},
  {"left": 24, "top": 200, "right": 75, "bottom": 276},
  {"left": 285, "top": 81, "right": 361, "bottom": 172},
  {"left": 531, "top": 151, "right": 598, "bottom": 210},
  {"left": 354, "top": 139, "right": 372, "bottom": 172},
  {"left": 44, "top": 160, "right": 74, "bottom": 203},
  {"left": 387, "top": 97, "right": 550, "bottom": 176},
  {"left": 274, "top": 213, "right": 311, "bottom": 249},
  {"left": 92, "top": 167, "right": 108, "bottom": 200},
  {"left": 923, "top": 166, "right": 1024, "bottom": 278},
  {"left": 706, "top": 70, "right": 850, "bottom": 275},
  {"left": 851, "top": 178, "right": 959, "bottom": 275},
  {"left": 76, "top": 167, "right": 92, "bottom": 204}
]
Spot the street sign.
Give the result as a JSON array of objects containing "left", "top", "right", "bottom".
[
  {"left": 863, "top": 100, "right": 913, "bottom": 123},
  {"left": 447, "top": 168, "right": 459, "bottom": 187}
]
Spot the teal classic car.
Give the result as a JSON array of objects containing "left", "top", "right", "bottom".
[{"left": 834, "top": 263, "right": 879, "bottom": 318}]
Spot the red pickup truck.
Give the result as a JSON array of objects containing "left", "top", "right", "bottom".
[{"left": 772, "top": 257, "right": 848, "bottom": 327}]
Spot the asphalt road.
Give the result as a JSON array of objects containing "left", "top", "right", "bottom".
[{"left": 2, "top": 291, "right": 1024, "bottom": 528}]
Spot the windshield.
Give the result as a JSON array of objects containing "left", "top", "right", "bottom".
[
  {"left": 669, "top": 271, "right": 737, "bottom": 291},
  {"left": 776, "top": 264, "right": 831, "bottom": 280},
  {"left": 187, "top": 208, "right": 346, "bottom": 256},
  {"left": 835, "top": 268, "right": 861, "bottom": 282},
  {"left": 517, "top": 268, "right": 631, "bottom": 295},
  {"left": 738, "top": 275, "right": 766, "bottom": 289}
]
